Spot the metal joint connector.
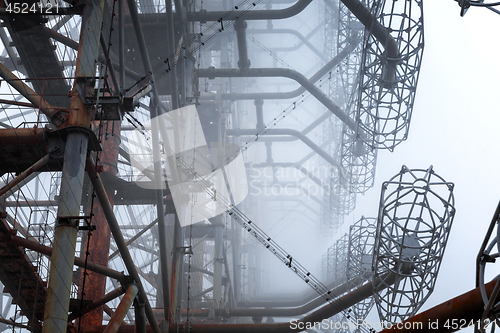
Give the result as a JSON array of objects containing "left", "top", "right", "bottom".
[{"left": 57, "top": 215, "right": 90, "bottom": 228}]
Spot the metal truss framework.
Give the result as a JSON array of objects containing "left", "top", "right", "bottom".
[
  {"left": 373, "top": 165, "right": 455, "bottom": 324},
  {"left": 0, "top": 0, "right": 437, "bottom": 332}
]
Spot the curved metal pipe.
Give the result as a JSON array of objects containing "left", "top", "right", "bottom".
[
  {"left": 228, "top": 276, "right": 366, "bottom": 317},
  {"left": 340, "top": 0, "right": 400, "bottom": 64},
  {"left": 197, "top": 68, "right": 357, "bottom": 133},
  {"left": 227, "top": 128, "right": 343, "bottom": 173},
  {"left": 247, "top": 28, "right": 328, "bottom": 62},
  {"left": 169, "top": 273, "right": 395, "bottom": 332},
  {"left": 187, "top": 0, "right": 312, "bottom": 22},
  {"left": 199, "top": 41, "right": 358, "bottom": 101}
]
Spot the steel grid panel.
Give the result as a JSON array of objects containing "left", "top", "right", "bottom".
[
  {"left": 355, "top": 0, "right": 424, "bottom": 151},
  {"left": 326, "top": 244, "right": 337, "bottom": 284},
  {"left": 337, "top": 0, "right": 365, "bottom": 106},
  {"left": 476, "top": 202, "right": 500, "bottom": 327},
  {"left": 322, "top": 0, "right": 357, "bottom": 231},
  {"left": 337, "top": 0, "right": 378, "bottom": 195},
  {"left": 346, "top": 216, "right": 376, "bottom": 324},
  {"left": 334, "top": 234, "right": 350, "bottom": 287},
  {"left": 340, "top": 126, "right": 377, "bottom": 194},
  {"left": 373, "top": 165, "right": 455, "bottom": 324}
]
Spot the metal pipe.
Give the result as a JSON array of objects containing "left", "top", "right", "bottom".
[
  {"left": 187, "top": 0, "right": 312, "bottom": 21},
  {"left": 379, "top": 278, "right": 500, "bottom": 333},
  {"left": 68, "top": 287, "right": 126, "bottom": 322},
  {"left": 199, "top": 40, "right": 358, "bottom": 101},
  {"left": 213, "top": 221, "right": 224, "bottom": 308},
  {"left": 0, "top": 63, "right": 59, "bottom": 122},
  {"left": 170, "top": 212, "right": 185, "bottom": 323},
  {"left": 119, "top": 0, "right": 125, "bottom": 92},
  {"left": 227, "top": 128, "right": 343, "bottom": 174},
  {"left": 125, "top": 0, "right": 173, "bottom": 322},
  {"left": 247, "top": 28, "right": 328, "bottom": 62},
  {"left": 196, "top": 68, "right": 357, "bottom": 133},
  {"left": 81, "top": 120, "right": 122, "bottom": 327},
  {"left": 43, "top": 131, "right": 89, "bottom": 333},
  {"left": 134, "top": 300, "right": 147, "bottom": 333},
  {"left": 165, "top": 0, "right": 179, "bottom": 109},
  {"left": 234, "top": 19, "right": 251, "bottom": 70},
  {"left": 132, "top": 84, "right": 153, "bottom": 104},
  {"left": 183, "top": 275, "right": 366, "bottom": 318},
  {"left": 228, "top": 276, "right": 366, "bottom": 317},
  {"left": 340, "top": 0, "right": 399, "bottom": 59},
  {"left": 103, "top": 285, "right": 139, "bottom": 333},
  {"left": 0, "top": 229, "right": 125, "bottom": 282},
  {"left": 160, "top": 273, "right": 396, "bottom": 332},
  {"left": 255, "top": 99, "right": 264, "bottom": 131},
  {"left": 43, "top": 27, "right": 142, "bottom": 81},
  {"left": 0, "top": 127, "right": 46, "bottom": 145},
  {"left": 124, "top": 109, "right": 328, "bottom": 141},
  {"left": 232, "top": 219, "right": 241, "bottom": 303},
  {"left": 86, "top": 157, "right": 161, "bottom": 333},
  {"left": 109, "top": 217, "right": 158, "bottom": 260},
  {"left": 0, "top": 154, "right": 49, "bottom": 197}
]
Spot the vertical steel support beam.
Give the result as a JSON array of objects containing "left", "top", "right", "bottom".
[
  {"left": 170, "top": 213, "right": 184, "bottom": 323},
  {"left": 80, "top": 121, "right": 121, "bottom": 327},
  {"left": 134, "top": 300, "right": 146, "bottom": 333},
  {"left": 255, "top": 99, "right": 264, "bottom": 132},
  {"left": 150, "top": 96, "right": 171, "bottom": 322},
  {"left": 165, "top": 0, "right": 184, "bottom": 321},
  {"left": 42, "top": 133, "right": 89, "bottom": 333},
  {"left": 165, "top": 0, "right": 179, "bottom": 108},
  {"left": 103, "top": 285, "right": 139, "bottom": 333},
  {"left": 234, "top": 19, "right": 251, "bottom": 70},
  {"left": 124, "top": 0, "right": 173, "bottom": 322},
  {"left": 42, "top": 0, "right": 105, "bottom": 330},
  {"left": 231, "top": 220, "right": 241, "bottom": 304},
  {"left": 213, "top": 221, "right": 224, "bottom": 308},
  {"left": 118, "top": 0, "right": 125, "bottom": 92}
]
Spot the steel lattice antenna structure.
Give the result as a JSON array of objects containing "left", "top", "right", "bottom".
[
  {"left": 373, "top": 165, "right": 456, "bottom": 324},
  {"left": 0, "top": 0, "right": 473, "bottom": 331},
  {"left": 347, "top": 216, "right": 377, "bottom": 327}
]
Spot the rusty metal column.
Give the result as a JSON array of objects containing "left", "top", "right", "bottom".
[
  {"left": 80, "top": 122, "right": 121, "bottom": 327},
  {"left": 41, "top": 0, "right": 105, "bottom": 331},
  {"left": 103, "top": 285, "right": 139, "bottom": 333}
]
